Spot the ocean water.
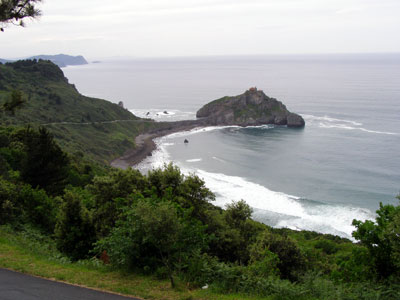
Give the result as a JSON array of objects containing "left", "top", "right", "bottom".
[{"left": 63, "top": 54, "right": 400, "bottom": 239}]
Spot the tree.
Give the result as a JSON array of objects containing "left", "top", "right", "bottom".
[
  {"left": 0, "top": 0, "right": 42, "bottom": 31},
  {"left": 88, "top": 168, "right": 147, "bottom": 237},
  {"left": 352, "top": 196, "right": 400, "bottom": 278},
  {"left": 55, "top": 190, "right": 96, "bottom": 261},
  {"left": 96, "top": 199, "right": 207, "bottom": 287},
  {"left": 1, "top": 90, "right": 25, "bottom": 114},
  {"left": 16, "top": 126, "right": 70, "bottom": 195},
  {"left": 249, "top": 231, "right": 306, "bottom": 281}
]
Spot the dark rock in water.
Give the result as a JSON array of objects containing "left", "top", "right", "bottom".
[
  {"left": 196, "top": 87, "right": 305, "bottom": 127},
  {"left": 287, "top": 112, "right": 305, "bottom": 127},
  {"left": 184, "top": 139, "right": 189, "bottom": 144},
  {"left": 146, "top": 112, "right": 150, "bottom": 116},
  {"left": 164, "top": 111, "right": 168, "bottom": 114}
]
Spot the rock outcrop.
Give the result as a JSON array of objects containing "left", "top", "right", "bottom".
[{"left": 196, "top": 88, "right": 305, "bottom": 127}]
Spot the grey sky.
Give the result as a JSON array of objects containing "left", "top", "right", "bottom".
[{"left": 1, "top": 0, "right": 399, "bottom": 59}]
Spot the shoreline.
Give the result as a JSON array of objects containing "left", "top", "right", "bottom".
[{"left": 110, "top": 120, "right": 205, "bottom": 169}]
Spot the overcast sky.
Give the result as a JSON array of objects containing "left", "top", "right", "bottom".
[{"left": 1, "top": 0, "right": 400, "bottom": 59}]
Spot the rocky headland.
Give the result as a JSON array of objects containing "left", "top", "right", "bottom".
[
  {"left": 111, "top": 88, "right": 305, "bottom": 169},
  {"left": 196, "top": 87, "right": 305, "bottom": 127}
]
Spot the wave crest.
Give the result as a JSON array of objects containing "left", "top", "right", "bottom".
[{"left": 304, "top": 114, "right": 398, "bottom": 135}]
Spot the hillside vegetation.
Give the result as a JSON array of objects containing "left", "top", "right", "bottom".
[{"left": 0, "top": 59, "right": 158, "bottom": 164}]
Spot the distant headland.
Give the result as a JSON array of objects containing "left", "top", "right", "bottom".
[{"left": 0, "top": 54, "right": 88, "bottom": 68}]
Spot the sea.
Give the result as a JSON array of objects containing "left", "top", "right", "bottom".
[{"left": 63, "top": 54, "right": 400, "bottom": 239}]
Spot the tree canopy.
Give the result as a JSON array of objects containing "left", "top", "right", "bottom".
[{"left": 0, "top": 0, "right": 42, "bottom": 31}]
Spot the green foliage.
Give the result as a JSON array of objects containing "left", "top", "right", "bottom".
[
  {"left": 314, "top": 239, "right": 339, "bottom": 255},
  {"left": 0, "top": 177, "right": 56, "bottom": 231},
  {"left": 333, "top": 246, "right": 375, "bottom": 282},
  {"left": 352, "top": 197, "right": 400, "bottom": 279},
  {"left": 251, "top": 231, "right": 306, "bottom": 281},
  {"left": 0, "top": 0, "right": 42, "bottom": 31},
  {"left": 147, "top": 163, "right": 215, "bottom": 221},
  {"left": 203, "top": 201, "right": 264, "bottom": 264},
  {"left": 248, "top": 248, "right": 280, "bottom": 278},
  {"left": 225, "top": 199, "right": 253, "bottom": 227},
  {"left": 88, "top": 168, "right": 147, "bottom": 237},
  {"left": 1, "top": 90, "right": 25, "bottom": 114},
  {"left": 96, "top": 198, "right": 207, "bottom": 287},
  {"left": 0, "top": 177, "right": 18, "bottom": 224},
  {"left": 18, "top": 184, "right": 57, "bottom": 232},
  {"left": 16, "top": 126, "right": 70, "bottom": 195},
  {"left": 55, "top": 190, "right": 96, "bottom": 261}
]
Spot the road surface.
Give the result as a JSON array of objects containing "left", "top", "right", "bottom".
[{"left": 0, "top": 268, "right": 141, "bottom": 300}]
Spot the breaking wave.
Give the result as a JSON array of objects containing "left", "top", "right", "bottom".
[{"left": 304, "top": 114, "right": 398, "bottom": 135}]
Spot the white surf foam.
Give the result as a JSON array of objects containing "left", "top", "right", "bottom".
[
  {"left": 304, "top": 114, "right": 398, "bottom": 135},
  {"left": 165, "top": 125, "right": 241, "bottom": 139},
  {"left": 186, "top": 158, "right": 202, "bottom": 163},
  {"left": 129, "top": 108, "right": 196, "bottom": 121},
  {"left": 212, "top": 156, "right": 227, "bottom": 163},
  {"left": 184, "top": 167, "right": 375, "bottom": 239},
  {"left": 303, "top": 114, "right": 363, "bottom": 126},
  {"left": 319, "top": 123, "right": 398, "bottom": 135}
]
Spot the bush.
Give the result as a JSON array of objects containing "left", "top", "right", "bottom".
[
  {"left": 314, "top": 239, "right": 339, "bottom": 255},
  {"left": 0, "top": 178, "right": 18, "bottom": 224},
  {"left": 95, "top": 198, "right": 207, "bottom": 287},
  {"left": 18, "top": 184, "right": 57, "bottom": 232},
  {"left": 250, "top": 231, "right": 306, "bottom": 281},
  {"left": 55, "top": 190, "right": 96, "bottom": 260},
  {"left": 352, "top": 197, "right": 400, "bottom": 278},
  {"left": 88, "top": 168, "right": 147, "bottom": 237}
]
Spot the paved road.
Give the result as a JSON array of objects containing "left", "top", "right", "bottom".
[{"left": 0, "top": 269, "right": 140, "bottom": 300}]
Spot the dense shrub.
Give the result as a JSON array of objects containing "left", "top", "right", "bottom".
[
  {"left": 0, "top": 178, "right": 18, "bottom": 224},
  {"left": 55, "top": 190, "right": 96, "bottom": 260},
  {"left": 96, "top": 198, "right": 207, "bottom": 287},
  {"left": 352, "top": 197, "right": 400, "bottom": 279},
  {"left": 314, "top": 239, "right": 339, "bottom": 255},
  {"left": 88, "top": 168, "right": 147, "bottom": 237},
  {"left": 251, "top": 231, "right": 307, "bottom": 281}
]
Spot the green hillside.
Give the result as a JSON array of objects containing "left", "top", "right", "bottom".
[
  {"left": 0, "top": 59, "right": 136, "bottom": 124},
  {"left": 0, "top": 59, "right": 157, "bottom": 164}
]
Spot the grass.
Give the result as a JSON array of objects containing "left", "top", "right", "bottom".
[{"left": 0, "top": 226, "right": 268, "bottom": 300}]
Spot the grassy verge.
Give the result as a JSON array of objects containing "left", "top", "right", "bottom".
[{"left": 0, "top": 226, "right": 266, "bottom": 300}]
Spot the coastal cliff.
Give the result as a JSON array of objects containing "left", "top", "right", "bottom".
[{"left": 196, "top": 88, "right": 305, "bottom": 127}]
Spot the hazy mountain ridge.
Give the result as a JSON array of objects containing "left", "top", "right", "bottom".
[{"left": 0, "top": 54, "right": 88, "bottom": 68}]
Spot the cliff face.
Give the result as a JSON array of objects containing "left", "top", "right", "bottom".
[{"left": 196, "top": 88, "right": 305, "bottom": 127}]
